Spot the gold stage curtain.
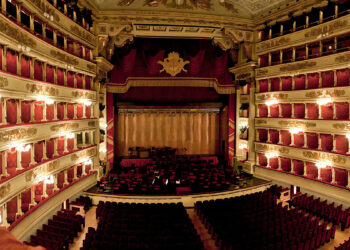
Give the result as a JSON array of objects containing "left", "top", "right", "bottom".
[{"left": 116, "top": 111, "right": 219, "bottom": 156}]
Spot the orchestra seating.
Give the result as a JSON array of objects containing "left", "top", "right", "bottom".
[
  {"left": 72, "top": 195, "right": 93, "bottom": 212},
  {"left": 83, "top": 202, "right": 204, "bottom": 250},
  {"left": 99, "top": 155, "right": 238, "bottom": 195},
  {"left": 195, "top": 188, "right": 336, "bottom": 250},
  {"left": 335, "top": 237, "right": 350, "bottom": 250},
  {"left": 24, "top": 209, "right": 85, "bottom": 250},
  {"left": 289, "top": 193, "right": 350, "bottom": 231}
]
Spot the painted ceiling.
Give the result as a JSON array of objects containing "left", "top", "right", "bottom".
[{"left": 88, "top": 0, "right": 295, "bottom": 18}]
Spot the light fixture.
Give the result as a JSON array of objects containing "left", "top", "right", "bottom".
[
  {"left": 266, "top": 99, "right": 278, "bottom": 106},
  {"left": 17, "top": 44, "right": 30, "bottom": 53},
  {"left": 37, "top": 95, "right": 54, "bottom": 105},
  {"left": 67, "top": 133, "right": 75, "bottom": 139},
  {"left": 99, "top": 148, "right": 107, "bottom": 153},
  {"left": 99, "top": 122, "right": 107, "bottom": 129},
  {"left": 346, "top": 134, "right": 350, "bottom": 140},
  {"left": 265, "top": 152, "right": 278, "bottom": 159},
  {"left": 86, "top": 159, "right": 92, "bottom": 165},
  {"left": 289, "top": 127, "right": 304, "bottom": 134},
  {"left": 316, "top": 162, "right": 330, "bottom": 169},
  {"left": 83, "top": 100, "right": 92, "bottom": 106},
  {"left": 317, "top": 98, "right": 332, "bottom": 106},
  {"left": 44, "top": 175, "right": 54, "bottom": 184},
  {"left": 238, "top": 121, "right": 248, "bottom": 128}
]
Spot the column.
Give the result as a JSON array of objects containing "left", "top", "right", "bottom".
[
  {"left": 63, "top": 103, "right": 68, "bottom": 119},
  {"left": 277, "top": 157, "right": 282, "bottom": 170},
  {"left": 43, "top": 63, "right": 47, "bottom": 82},
  {"left": 63, "top": 37, "right": 68, "bottom": 51},
  {"left": 53, "top": 31, "right": 57, "bottom": 47},
  {"left": 42, "top": 182, "right": 47, "bottom": 198},
  {"left": 42, "top": 103, "right": 47, "bottom": 122},
  {"left": 333, "top": 134, "right": 336, "bottom": 152},
  {"left": 267, "top": 104, "right": 271, "bottom": 117},
  {"left": 333, "top": 103, "right": 337, "bottom": 119},
  {"left": 318, "top": 103, "right": 322, "bottom": 119},
  {"left": 317, "top": 167, "right": 321, "bottom": 180},
  {"left": 53, "top": 102, "right": 58, "bottom": 120},
  {"left": 347, "top": 171, "right": 350, "bottom": 188},
  {"left": 280, "top": 50, "right": 283, "bottom": 64},
  {"left": 331, "top": 167, "right": 336, "bottom": 184},
  {"left": 73, "top": 73, "right": 77, "bottom": 88},
  {"left": 319, "top": 10, "right": 323, "bottom": 24},
  {"left": 30, "top": 186, "right": 36, "bottom": 206},
  {"left": 305, "top": 44, "right": 309, "bottom": 59},
  {"left": 73, "top": 133, "right": 78, "bottom": 150},
  {"left": 42, "top": 140, "right": 48, "bottom": 161},
  {"left": 16, "top": 99, "right": 21, "bottom": 124},
  {"left": 17, "top": 53, "right": 22, "bottom": 76},
  {"left": 292, "top": 48, "right": 296, "bottom": 61},
  {"left": 278, "top": 130, "right": 282, "bottom": 145},
  {"left": 256, "top": 130, "right": 260, "bottom": 142},
  {"left": 82, "top": 104, "right": 86, "bottom": 118},
  {"left": 303, "top": 162, "right": 307, "bottom": 176},
  {"left": 292, "top": 77, "right": 295, "bottom": 90},
  {"left": 2, "top": 98, "right": 7, "bottom": 125},
  {"left": 16, "top": 150, "right": 23, "bottom": 171},
  {"left": 290, "top": 132, "right": 294, "bottom": 146},
  {"left": 16, "top": 195, "right": 23, "bottom": 216},
  {"left": 42, "top": 23, "right": 47, "bottom": 39},
  {"left": 291, "top": 104, "right": 295, "bottom": 118},
  {"left": 16, "top": 3, "right": 21, "bottom": 24},
  {"left": 2, "top": 46, "right": 7, "bottom": 72},
  {"left": 305, "top": 15, "right": 309, "bottom": 28},
  {"left": 305, "top": 103, "right": 309, "bottom": 119},
  {"left": 291, "top": 160, "right": 295, "bottom": 174},
  {"left": 53, "top": 174, "right": 58, "bottom": 191},
  {"left": 267, "top": 129, "right": 271, "bottom": 143},
  {"left": 334, "top": 69, "right": 337, "bottom": 87},
  {"left": 73, "top": 104, "right": 77, "bottom": 119},
  {"left": 73, "top": 166, "right": 77, "bottom": 180},
  {"left": 53, "top": 138, "right": 59, "bottom": 157},
  {"left": 318, "top": 134, "right": 322, "bottom": 150},
  {"left": 1, "top": 0, "right": 6, "bottom": 14},
  {"left": 54, "top": 66, "right": 58, "bottom": 84},
  {"left": 29, "top": 14, "right": 34, "bottom": 32},
  {"left": 304, "top": 133, "right": 308, "bottom": 149},
  {"left": 268, "top": 53, "right": 272, "bottom": 66},
  {"left": 64, "top": 70, "right": 67, "bottom": 87},
  {"left": 1, "top": 151, "right": 7, "bottom": 177},
  {"left": 63, "top": 135, "right": 69, "bottom": 153},
  {"left": 63, "top": 169, "right": 69, "bottom": 185},
  {"left": 30, "top": 58, "right": 35, "bottom": 79},
  {"left": 30, "top": 101, "right": 36, "bottom": 123},
  {"left": 82, "top": 46, "right": 86, "bottom": 59},
  {"left": 268, "top": 27, "right": 272, "bottom": 39},
  {"left": 335, "top": 4, "right": 338, "bottom": 18},
  {"left": 318, "top": 71, "right": 322, "bottom": 88},
  {"left": 82, "top": 132, "right": 86, "bottom": 147},
  {"left": 82, "top": 162, "right": 86, "bottom": 176},
  {"left": 30, "top": 143, "right": 36, "bottom": 166},
  {"left": 347, "top": 136, "right": 350, "bottom": 154}
]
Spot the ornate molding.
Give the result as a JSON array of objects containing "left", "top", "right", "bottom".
[
  {"left": 47, "top": 160, "right": 60, "bottom": 172},
  {"left": 212, "top": 35, "right": 234, "bottom": 51},
  {"left": 257, "top": 37, "right": 290, "bottom": 52},
  {"left": 0, "top": 19, "right": 36, "bottom": 48},
  {"left": 71, "top": 90, "right": 95, "bottom": 99},
  {"left": 256, "top": 93, "right": 288, "bottom": 101},
  {"left": 256, "top": 119, "right": 267, "bottom": 125},
  {"left": 332, "top": 123, "right": 350, "bottom": 130},
  {"left": 88, "top": 121, "right": 96, "bottom": 127},
  {"left": 158, "top": 52, "right": 189, "bottom": 77},
  {"left": 302, "top": 151, "right": 346, "bottom": 165},
  {"left": 50, "top": 123, "right": 79, "bottom": 132},
  {"left": 240, "top": 95, "right": 249, "bottom": 102},
  {"left": 26, "top": 83, "right": 59, "bottom": 96},
  {"left": 280, "top": 61, "right": 316, "bottom": 72},
  {"left": 224, "top": 28, "right": 253, "bottom": 43},
  {"left": 255, "top": 143, "right": 289, "bottom": 154},
  {"left": 50, "top": 50, "right": 79, "bottom": 66},
  {"left": 70, "top": 26, "right": 96, "bottom": 43},
  {"left": 256, "top": 69, "right": 268, "bottom": 77},
  {"left": 31, "top": 0, "right": 60, "bottom": 22},
  {"left": 335, "top": 53, "right": 350, "bottom": 63},
  {"left": 0, "top": 183, "right": 11, "bottom": 200},
  {"left": 0, "top": 77, "right": 9, "bottom": 89},
  {"left": 87, "top": 64, "right": 96, "bottom": 71},
  {"left": 278, "top": 121, "right": 317, "bottom": 128},
  {"left": 0, "top": 128, "right": 37, "bottom": 143},
  {"left": 305, "top": 19, "right": 347, "bottom": 38},
  {"left": 305, "top": 89, "right": 346, "bottom": 98}
]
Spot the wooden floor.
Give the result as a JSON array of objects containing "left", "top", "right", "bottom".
[{"left": 68, "top": 205, "right": 350, "bottom": 250}]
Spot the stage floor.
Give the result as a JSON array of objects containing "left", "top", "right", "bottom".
[{"left": 86, "top": 176, "right": 269, "bottom": 196}]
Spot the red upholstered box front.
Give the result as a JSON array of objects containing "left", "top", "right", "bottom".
[
  {"left": 334, "top": 168, "right": 348, "bottom": 187},
  {"left": 294, "top": 75, "right": 306, "bottom": 90},
  {"left": 292, "top": 160, "right": 304, "bottom": 175},
  {"left": 77, "top": 74, "right": 83, "bottom": 89},
  {"left": 270, "top": 104, "right": 279, "bottom": 118},
  {"left": 320, "top": 134, "right": 333, "bottom": 152},
  {"left": 258, "top": 104, "right": 268, "bottom": 118},
  {"left": 280, "top": 157, "right": 291, "bottom": 172},
  {"left": 321, "top": 71, "right": 334, "bottom": 88},
  {"left": 294, "top": 104, "right": 305, "bottom": 118},
  {"left": 258, "top": 153, "right": 267, "bottom": 166},
  {"left": 257, "top": 129, "right": 268, "bottom": 142},
  {"left": 269, "top": 157, "right": 278, "bottom": 169},
  {"left": 46, "top": 104, "right": 54, "bottom": 121},
  {"left": 34, "top": 142, "right": 43, "bottom": 163},
  {"left": 320, "top": 168, "right": 332, "bottom": 183},
  {"left": 46, "top": 139, "right": 54, "bottom": 158},
  {"left": 259, "top": 54, "right": 268, "bottom": 68},
  {"left": 335, "top": 102, "right": 349, "bottom": 120},
  {"left": 85, "top": 76, "right": 91, "bottom": 90},
  {"left": 21, "top": 150, "right": 30, "bottom": 168},
  {"left": 21, "top": 56, "right": 30, "bottom": 78},
  {"left": 259, "top": 79, "right": 268, "bottom": 92},
  {"left": 6, "top": 99, "right": 17, "bottom": 124},
  {"left": 307, "top": 73, "right": 319, "bottom": 89},
  {"left": 280, "top": 130, "right": 291, "bottom": 146},
  {"left": 6, "top": 49, "right": 17, "bottom": 75},
  {"left": 281, "top": 104, "right": 292, "bottom": 118},
  {"left": 294, "top": 133, "right": 304, "bottom": 148},
  {"left": 307, "top": 103, "right": 319, "bottom": 119},
  {"left": 21, "top": 101, "right": 31, "bottom": 123},
  {"left": 67, "top": 104, "right": 74, "bottom": 119},
  {"left": 34, "top": 61, "right": 43, "bottom": 81},
  {"left": 34, "top": 102, "right": 43, "bottom": 122},
  {"left": 46, "top": 65, "right": 55, "bottom": 83},
  {"left": 282, "top": 77, "right": 292, "bottom": 91},
  {"left": 269, "top": 130, "right": 279, "bottom": 144},
  {"left": 306, "top": 162, "right": 318, "bottom": 179},
  {"left": 306, "top": 133, "right": 318, "bottom": 149},
  {"left": 335, "top": 135, "right": 349, "bottom": 154},
  {"left": 67, "top": 71, "right": 75, "bottom": 88},
  {"left": 57, "top": 172, "right": 64, "bottom": 188},
  {"left": 270, "top": 78, "right": 280, "bottom": 91},
  {"left": 320, "top": 103, "right": 333, "bottom": 119},
  {"left": 57, "top": 103, "right": 65, "bottom": 120},
  {"left": 336, "top": 68, "right": 349, "bottom": 86},
  {"left": 57, "top": 68, "right": 64, "bottom": 86}
]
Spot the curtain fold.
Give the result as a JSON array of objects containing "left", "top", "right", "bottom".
[{"left": 116, "top": 111, "right": 219, "bottom": 156}]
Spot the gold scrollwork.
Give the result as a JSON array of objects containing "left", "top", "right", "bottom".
[
  {"left": 257, "top": 37, "right": 290, "bottom": 51},
  {"left": 50, "top": 51, "right": 79, "bottom": 66},
  {"left": 305, "top": 20, "right": 347, "bottom": 38},
  {"left": 47, "top": 160, "right": 60, "bottom": 172},
  {"left": 71, "top": 154, "right": 79, "bottom": 162},
  {"left": 335, "top": 53, "right": 350, "bottom": 63},
  {"left": 158, "top": 52, "right": 190, "bottom": 77},
  {"left": 0, "top": 19, "right": 36, "bottom": 48},
  {"left": 302, "top": 151, "right": 346, "bottom": 165},
  {"left": 0, "top": 77, "right": 8, "bottom": 89},
  {"left": 50, "top": 123, "right": 79, "bottom": 132},
  {"left": 332, "top": 123, "right": 350, "bottom": 130},
  {"left": 305, "top": 89, "right": 346, "bottom": 98},
  {"left": 0, "top": 183, "right": 11, "bottom": 200},
  {"left": 280, "top": 61, "right": 316, "bottom": 72},
  {"left": 256, "top": 69, "right": 268, "bottom": 77},
  {"left": 26, "top": 83, "right": 59, "bottom": 96},
  {"left": 256, "top": 93, "right": 288, "bottom": 101},
  {"left": 25, "top": 171, "right": 34, "bottom": 182},
  {"left": 256, "top": 119, "right": 267, "bottom": 125},
  {"left": 278, "top": 121, "right": 316, "bottom": 128},
  {"left": 236, "top": 72, "right": 252, "bottom": 80},
  {"left": 0, "top": 128, "right": 37, "bottom": 143},
  {"left": 255, "top": 143, "right": 289, "bottom": 154},
  {"left": 32, "top": 0, "right": 60, "bottom": 22},
  {"left": 70, "top": 26, "right": 96, "bottom": 43}
]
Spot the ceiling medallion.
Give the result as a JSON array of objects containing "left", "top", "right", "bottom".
[{"left": 158, "top": 52, "right": 189, "bottom": 77}]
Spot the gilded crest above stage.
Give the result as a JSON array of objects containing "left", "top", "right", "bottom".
[{"left": 158, "top": 52, "right": 189, "bottom": 77}]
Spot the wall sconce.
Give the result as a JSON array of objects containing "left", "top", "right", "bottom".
[
  {"left": 82, "top": 100, "right": 92, "bottom": 106},
  {"left": 99, "top": 148, "right": 107, "bottom": 153},
  {"left": 37, "top": 95, "right": 54, "bottom": 105},
  {"left": 238, "top": 121, "right": 248, "bottom": 128},
  {"left": 43, "top": 12, "right": 54, "bottom": 21},
  {"left": 266, "top": 99, "right": 278, "bottom": 106},
  {"left": 99, "top": 122, "right": 107, "bottom": 129},
  {"left": 17, "top": 144, "right": 31, "bottom": 152},
  {"left": 289, "top": 127, "right": 304, "bottom": 134},
  {"left": 316, "top": 98, "right": 332, "bottom": 106},
  {"left": 316, "top": 162, "right": 330, "bottom": 169},
  {"left": 17, "top": 44, "right": 31, "bottom": 53},
  {"left": 265, "top": 152, "right": 278, "bottom": 159},
  {"left": 44, "top": 175, "right": 54, "bottom": 184},
  {"left": 346, "top": 134, "right": 350, "bottom": 140},
  {"left": 86, "top": 159, "right": 92, "bottom": 165},
  {"left": 66, "top": 133, "right": 75, "bottom": 139}
]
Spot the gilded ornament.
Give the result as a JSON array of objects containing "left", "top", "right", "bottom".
[
  {"left": 278, "top": 121, "right": 316, "bottom": 128},
  {"left": 256, "top": 119, "right": 267, "bottom": 125},
  {"left": 71, "top": 154, "right": 79, "bottom": 161},
  {"left": 257, "top": 37, "right": 290, "bottom": 51},
  {"left": 50, "top": 123, "right": 79, "bottom": 132},
  {"left": 305, "top": 20, "right": 347, "bottom": 38},
  {"left": 240, "top": 96, "right": 249, "bottom": 102},
  {"left": 256, "top": 93, "right": 288, "bottom": 101},
  {"left": 87, "top": 64, "right": 96, "bottom": 71},
  {"left": 0, "top": 128, "right": 37, "bottom": 143},
  {"left": 335, "top": 53, "right": 350, "bottom": 63},
  {"left": 305, "top": 89, "right": 346, "bottom": 98},
  {"left": 25, "top": 171, "right": 34, "bottom": 182},
  {"left": 332, "top": 123, "right": 350, "bottom": 130},
  {"left": 88, "top": 121, "right": 96, "bottom": 127},
  {"left": 47, "top": 160, "right": 60, "bottom": 172},
  {"left": 31, "top": 0, "right": 60, "bottom": 22},
  {"left": 0, "top": 183, "right": 11, "bottom": 200},
  {"left": 70, "top": 26, "right": 96, "bottom": 44},
  {"left": 0, "top": 77, "right": 9, "bottom": 89},
  {"left": 26, "top": 83, "right": 59, "bottom": 96},
  {"left": 280, "top": 61, "right": 316, "bottom": 72},
  {"left": 0, "top": 19, "right": 36, "bottom": 48},
  {"left": 50, "top": 51, "right": 79, "bottom": 66},
  {"left": 302, "top": 151, "right": 346, "bottom": 165},
  {"left": 256, "top": 69, "right": 268, "bottom": 77},
  {"left": 236, "top": 72, "right": 252, "bottom": 80},
  {"left": 72, "top": 90, "right": 95, "bottom": 99},
  {"left": 158, "top": 52, "right": 190, "bottom": 77}
]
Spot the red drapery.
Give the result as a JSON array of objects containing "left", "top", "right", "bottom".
[
  {"left": 281, "top": 157, "right": 291, "bottom": 172},
  {"left": 306, "top": 162, "right": 318, "bottom": 179},
  {"left": 34, "top": 102, "right": 43, "bottom": 122},
  {"left": 294, "top": 104, "right": 305, "bottom": 118},
  {"left": 258, "top": 80, "right": 268, "bottom": 92},
  {"left": 76, "top": 74, "right": 83, "bottom": 88},
  {"left": 57, "top": 103, "right": 65, "bottom": 120},
  {"left": 34, "top": 142, "right": 43, "bottom": 163},
  {"left": 334, "top": 168, "right": 348, "bottom": 186},
  {"left": 85, "top": 76, "right": 91, "bottom": 89},
  {"left": 67, "top": 104, "right": 74, "bottom": 119},
  {"left": 294, "top": 75, "right": 306, "bottom": 90},
  {"left": 6, "top": 151, "right": 17, "bottom": 176},
  {"left": 21, "top": 101, "right": 31, "bottom": 123},
  {"left": 336, "top": 69, "right": 349, "bottom": 86}
]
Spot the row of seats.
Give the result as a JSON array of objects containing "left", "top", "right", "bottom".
[
  {"left": 335, "top": 237, "right": 350, "bottom": 250},
  {"left": 24, "top": 209, "right": 85, "bottom": 250},
  {"left": 84, "top": 201, "right": 204, "bottom": 250},
  {"left": 195, "top": 188, "right": 336, "bottom": 250},
  {"left": 289, "top": 193, "right": 350, "bottom": 230}
]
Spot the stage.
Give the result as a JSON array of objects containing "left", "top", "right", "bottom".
[{"left": 84, "top": 177, "right": 271, "bottom": 207}]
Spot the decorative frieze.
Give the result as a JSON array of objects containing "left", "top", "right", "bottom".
[
  {"left": 278, "top": 121, "right": 316, "bottom": 128},
  {"left": 0, "top": 77, "right": 9, "bottom": 89},
  {"left": 256, "top": 93, "right": 288, "bottom": 101},
  {"left": 50, "top": 123, "right": 80, "bottom": 132},
  {"left": 0, "top": 19, "right": 36, "bottom": 48},
  {"left": 255, "top": 143, "right": 289, "bottom": 154},
  {"left": 26, "top": 83, "right": 59, "bottom": 96},
  {"left": 0, "top": 183, "right": 11, "bottom": 199},
  {"left": 305, "top": 89, "right": 346, "bottom": 98},
  {"left": 304, "top": 19, "right": 347, "bottom": 39},
  {"left": 50, "top": 51, "right": 79, "bottom": 66},
  {"left": 279, "top": 61, "right": 316, "bottom": 72},
  {"left": 70, "top": 26, "right": 96, "bottom": 44},
  {"left": 256, "top": 37, "right": 290, "bottom": 52},
  {"left": 72, "top": 90, "right": 96, "bottom": 99},
  {"left": 0, "top": 128, "right": 37, "bottom": 143},
  {"left": 302, "top": 151, "right": 346, "bottom": 165}
]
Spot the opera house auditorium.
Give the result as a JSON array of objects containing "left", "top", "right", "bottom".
[{"left": 0, "top": 0, "right": 349, "bottom": 249}]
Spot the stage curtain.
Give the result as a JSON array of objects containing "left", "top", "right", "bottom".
[
  {"left": 280, "top": 157, "right": 291, "bottom": 172},
  {"left": 294, "top": 75, "right": 306, "bottom": 90},
  {"left": 335, "top": 102, "right": 349, "bottom": 119},
  {"left": 336, "top": 69, "right": 349, "bottom": 86},
  {"left": 57, "top": 68, "right": 64, "bottom": 86},
  {"left": 294, "top": 103, "right": 305, "bottom": 118},
  {"left": 307, "top": 73, "right": 319, "bottom": 89},
  {"left": 258, "top": 80, "right": 268, "bottom": 92},
  {"left": 282, "top": 77, "right": 292, "bottom": 91},
  {"left": 6, "top": 49, "right": 17, "bottom": 75},
  {"left": 321, "top": 71, "right": 334, "bottom": 87},
  {"left": 21, "top": 55, "right": 30, "bottom": 78},
  {"left": 189, "top": 50, "right": 205, "bottom": 75},
  {"left": 34, "top": 61, "right": 43, "bottom": 81},
  {"left": 116, "top": 111, "right": 219, "bottom": 156},
  {"left": 147, "top": 50, "right": 165, "bottom": 75}
]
